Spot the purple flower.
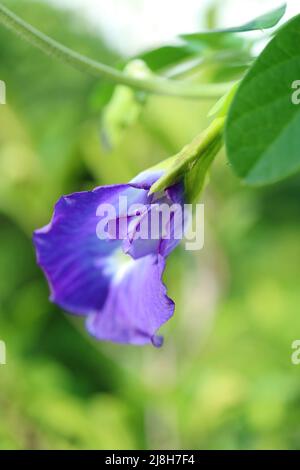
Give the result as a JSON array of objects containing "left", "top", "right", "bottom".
[{"left": 33, "top": 169, "right": 184, "bottom": 347}]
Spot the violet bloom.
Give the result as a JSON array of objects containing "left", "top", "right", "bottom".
[{"left": 33, "top": 170, "right": 184, "bottom": 347}]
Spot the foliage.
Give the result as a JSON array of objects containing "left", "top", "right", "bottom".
[{"left": 226, "top": 13, "right": 300, "bottom": 184}]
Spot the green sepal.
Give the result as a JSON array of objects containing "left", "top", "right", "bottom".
[{"left": 149, "top": 117, "right": 225, "bottom": 201}]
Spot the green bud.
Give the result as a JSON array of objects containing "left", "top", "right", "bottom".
[{"left": 101, "top": 60, "right": 152, "bottom": 150}]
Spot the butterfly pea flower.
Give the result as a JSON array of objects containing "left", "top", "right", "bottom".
[
  {"left": 33, "top": 169, "right": 185, "bottom": 347},
  {"left": 33, "top": 117, "right": 224, "bottom": 347}
]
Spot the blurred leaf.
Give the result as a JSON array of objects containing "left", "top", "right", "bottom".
[
  {"left": 136, "top": 44, "right": 197, "bottom": 71},
  {"left": 89, "top": 81, "right": 115, "bottom": 110},
  {"left": 181, "top": 4, "right": 286, "bottom": 45},
  {"left": 179, "top": 4, "right": 286, "bottom": 57},
  {"left": 180, "top": 32, "right": 246, "bottom": 52},
  {"left": 220, "top": 3, "right": 286, "bottom": 32}
]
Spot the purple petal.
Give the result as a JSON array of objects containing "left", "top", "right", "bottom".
[
  {"left": 86, "top": 254, "right": 174, "bottom": 346},
  {"left": 123, "top": 184, "right": 185, "bottom": 259},
  {"left": 33, "top": 169, "right": 185, "bottom": 347},
  {"left": 33, "top": 184, "right": 148, "bottom": 315},
  {"left": 130, "top": 169, "right": 164, "bottom": 190}
]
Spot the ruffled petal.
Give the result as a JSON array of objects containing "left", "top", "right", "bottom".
[
  {"left": 130, "top": 169, "right": 164, "bottom": 190},
  {"left": 33, "top": 184, "right": 148, "bottom": 315},
  {"left": 86, "top": 254, "right": 174, "bottom": 346},
  {"left": 33, "top": 169, "right": 185, "bottom": 346}
]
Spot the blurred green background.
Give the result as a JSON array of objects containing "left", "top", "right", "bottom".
[{"left": 0, "top": 0, "right": 300, "bottom": 450}]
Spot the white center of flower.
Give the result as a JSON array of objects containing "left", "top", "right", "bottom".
[{"left": 103, "top": 249, "right": 135, "bottom": 284}]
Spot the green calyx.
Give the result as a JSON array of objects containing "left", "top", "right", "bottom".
[{"left": 149, "top": 117, "right": 225, "bottom": 202}]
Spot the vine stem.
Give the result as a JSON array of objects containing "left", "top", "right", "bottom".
[{"left": 0, "top": 2, "right": 233, "bottom": 99}]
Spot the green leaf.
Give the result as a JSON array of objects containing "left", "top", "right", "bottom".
[
  {"left": 136, "top": 45, "right": 196, "bottom": 71},
  {"left": 225, "top": 14, "right": 300, "bottom": 185},
  {"left": 226, "top": 3, "right": 286, "bottom": 32},
  {"left": 180, "top": 3, "right": 286, "bottom": 43},
  {"left": 180, "top": 4, "right": 286, "bottom": 51},
  {"left": 180, "top": 32, "right": 246, "bottom": 52}
]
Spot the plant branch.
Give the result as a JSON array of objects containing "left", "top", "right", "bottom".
[{"left": 0, "top": 2, "right": 233, "bottom": 99}]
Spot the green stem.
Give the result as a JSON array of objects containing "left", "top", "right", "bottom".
[
  {"left": 0, "top": 2, "right": 232, "bottom": 99},
  {"left": 148, "top": 116, "right": 225, "bottom": 194}
]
